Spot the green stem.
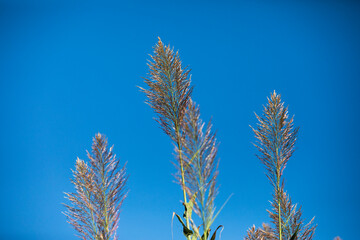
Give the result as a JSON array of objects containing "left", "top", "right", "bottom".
[
  {"left": 85, "top": 188, "right": 98, "bottom": 239},
  {"left": 272, "top": 107, "right": 282, "bottom": 240},
  {"left": 163, "top": 48, "right": 190, "bottom": 240},
  {"left": 176, "top": 126, "right": 189, "bottom": 226},
  {"left": 275, "top": 132, "right": 282, "bottom": 240},
  {"left": 175, "top": 123, "right": 192, "bottom": 240},
  {"left": 99, "top": 147, "right": 109, "bottom": 240},
  {"left": 277, "top": 168, "right": 282, "bottom": 240}
]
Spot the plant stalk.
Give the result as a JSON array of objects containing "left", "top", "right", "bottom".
[
  {"left": 275, "top": 144, "right": 282, "bottom": 240},
  {"left": 176, "top": 125, "right": 191, "bottom": 240}
]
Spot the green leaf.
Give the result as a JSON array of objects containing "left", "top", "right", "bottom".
[
  {"left": 210, "top": 225, "right": 223, "bottom": 240},
  {"left": 210, "top": 193, "right": 233, "bottom": 226},
  {"left": 175, "top": 213, "right": 193, "bottom": 237},
  {"left": 289, "top": 225, "right": 300, "bottom": 240},
  {"left": 201, "top": 228, "right": 211, "bottom": 240},
  {"left": 183, "top": 191, "right": 198, "bottom": 220},
  {"left": 189, "top": 218, "right": 201, "bottom": 239}
]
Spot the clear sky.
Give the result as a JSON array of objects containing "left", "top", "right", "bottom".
[{"left": 0, "top": 0, "right": 359, "bottom": 239}]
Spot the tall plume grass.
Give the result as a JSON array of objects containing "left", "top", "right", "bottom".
[
  {"left": 246, "top": 91, "right": 316, "bottom": 240},
  {"left": 64, "top": 133, "right": 128, "bottom": 240},
  {"left": 178, "top": 99, "right": 229, "bottom": 240},
  {"left": 59, "top": 39, "right": 333, "bottom": 240},
  {"left": 140, "top": 38, "right": 225, "bottom": 240}
]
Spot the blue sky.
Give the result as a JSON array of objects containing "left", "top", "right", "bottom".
[{"left": 0, "top": 0, "right": 359, "bottom": 239}]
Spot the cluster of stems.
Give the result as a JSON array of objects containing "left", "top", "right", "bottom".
[{"left": 63, "top": 40, "right": 321, "bottom": 240}]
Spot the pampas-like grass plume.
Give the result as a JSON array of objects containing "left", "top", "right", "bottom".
[
  {"left": 245, "top": 223, "right": 274, "bottom": 240},
  {"left": 64, "top": 133, "right": 128, "bottom": 240},
  {"left": 177, "top": 99, "right": 223, "bottom": 240},
  {"left": 140, "top": 37, "right": 193, "bottom": 143},
  {"left": 140, "top": 38, "right": 193, "bottom": 231},
  {"left": 141, "top": 38, "right": 224, "bottom": 240},
  {"left": 247, "top": 91, "right": 316, "bottom": 240}
]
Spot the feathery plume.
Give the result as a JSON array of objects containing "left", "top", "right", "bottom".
[
  {"left": 245, "top": 224, "right": 275, "bottom": 240},
  {"left": 141, "top": 39, "right": 225, "bottom": 240},
  {"left": 248, "top": 91, "right": 316, "bottom": 240},
  {"left": 64, "top": 133, "right": 128, "bottom": 240},
  {"left": 140, "top": 37, "right": 193, "bottom": 143},
  {"left": 140, "top": 38, "right": 194, "bottom": 234},
  {"left": 177, "top": 99, "right": 220, "bottom": 239},
  {"left": 245, "top": 225, "right": 263, "bottom": 240}
]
